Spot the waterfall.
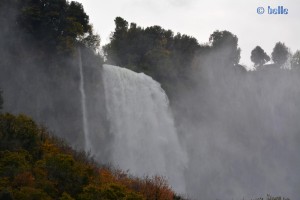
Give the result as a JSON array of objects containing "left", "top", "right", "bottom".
[
  {"left": 78, "top": 49, "right": 90, "bottom": 151},
  {"left": 102, "top": 64, "right": 187, "bottom": 194}
]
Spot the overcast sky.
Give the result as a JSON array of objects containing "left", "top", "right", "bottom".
[{"left": 76, "top": 0, "right": 300, "bottom": 66}]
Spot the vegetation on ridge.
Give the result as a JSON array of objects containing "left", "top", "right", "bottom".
[{"left": 0, "top": 113, "right": 186, "bottom": 200}]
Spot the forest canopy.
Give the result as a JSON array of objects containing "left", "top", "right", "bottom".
[
  {"left": 0, "top": 0, "right": 100, "bottom": 57},
  {"left": 103, "top": 17, "right": 244, "bottom": 95}
]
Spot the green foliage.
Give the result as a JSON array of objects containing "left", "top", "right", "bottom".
[
  {"left": 0, "top": 151, "right": 31, "bottom": 180},
  {"left": 1, "top": 0, "right": 99, "bottom": 56},
  {"left": 13, "top": 187, "right": 52, "bottom": 200},
  {"left": 100, "top": 184, "right": 127, "bottom": 200},
  {"left": 59, "top": 192, "right": 75, "bottom": 200},
  {"left": 251, "top": 46, "right": 270, "bottom": 67},
  {"left": 81, "top": 33, "right": 101, "bottom": 51},
  {"left": 103, "top": 17, "right": 201, "bottom": 94},
  {"left": 292, "top": 50, "right": 300, "bottom": 68},
  {"left": 104, "top": 18, "right": 243, "bottom": 99},
  {"left": 103, "top": 17, "right": 200, "bottom": 73},
  {"left": 271, "top": 42, "right": 289, "bottom": 66},
  {"left": 44, "top": 153, "right": 91, "bottom": 196},
  {"left": 209, "top": 30, "right": 241, "bottom": 66},
  {"left": 0, "top": 114, "right": 41, "bottom": 158},
  {"left": 78, "top": 184, "right": 103, "bottom": 200},
  {"left": 78, "top": 183, "right": 145, "bottom": 200}
]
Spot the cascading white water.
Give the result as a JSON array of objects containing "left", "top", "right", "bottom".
[
  {"left": 78, "top": 49, "right": 91, "bottom": 151},
  {"left": 102, "top": 64, "right": 187, "bottom": 194}
]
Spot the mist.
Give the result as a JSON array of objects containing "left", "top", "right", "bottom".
[
  {"left": 101, "top": 64, "right": 187, "bottom": 194},
  {"left": 1, "top": 2, "right": 300, "bottom": 200},
  {"left": 171, "top": 48, "right": 300, "bottom": 199},
  {"left": 0, "top": 2, "right": 108, "bottom": 160}
]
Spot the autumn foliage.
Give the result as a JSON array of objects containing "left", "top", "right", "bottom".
[{"left": 0, "top": 113, "right": 179, "bottom": 200}]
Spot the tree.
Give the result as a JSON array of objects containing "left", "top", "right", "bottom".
[
  {"left": 209, "top": 30, "right": 241, "bottom": 66},
  {"left": 103, "top": 17, "right": 204, "bottom": 98},
  {"left": 103, "top": 17, "right": 200, "bottom": 80},
  {"left": 250, "top": 46, "right": 270, "bottom": 67},
  {"left": 271, "top": 42, "right": 289, "bottom": 66},
  {"left": 18, "top": 0, "right": 99, "bottom": 55},
  {"left": 114, "top": 17, "right": 129, "bottom": 34},
  {"left": 103, "top": 17, "right": 129, "bottom": 65},
  {"left": 13, "top": 187, "right": 52, "bottom": 200},
  {"left": 60, "top": 192, "right": 75, "bottom": 200},
  {"left": 0, "top": 114, "right": 42, "bottom": 160},
  {"left": 292, "top": 50, "right": 300, "bottom": 68},
  {"left": 0, "top": 151, "right": 31, "bottom": 179},
  {"left": 172, "top": 33, "right": 200, "bottom": 74}
]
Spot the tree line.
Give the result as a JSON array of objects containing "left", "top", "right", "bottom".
[
  {"left": 0, "top": 0, "right": 101, "bottom": 78},
  {"left": 251, "top": 42, "right": 300, "bottom": 69},
  {"left": 103, "top": 17, "right": 300, "bottom": 98},
  {"left": 103, "top": 17, "right": 244, "bottom": 96},
  {"left": 0, "top": 0, "right": 99, "bottom": 55}
]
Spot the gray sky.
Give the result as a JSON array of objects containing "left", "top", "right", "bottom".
[{"left": 76, "top": 0, "right": 300, "bottom": 66}]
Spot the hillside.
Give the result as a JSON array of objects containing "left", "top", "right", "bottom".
[{"left": 0, "top": 113, "right": 184, "bottom": 200}]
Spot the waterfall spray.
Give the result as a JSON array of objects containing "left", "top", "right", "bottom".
[
  {"left": 102, "top": 64, "right": 187, "bottom": 194},
  {"left": 78, "top": 48, "right": 90, "bottom": 151}
]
